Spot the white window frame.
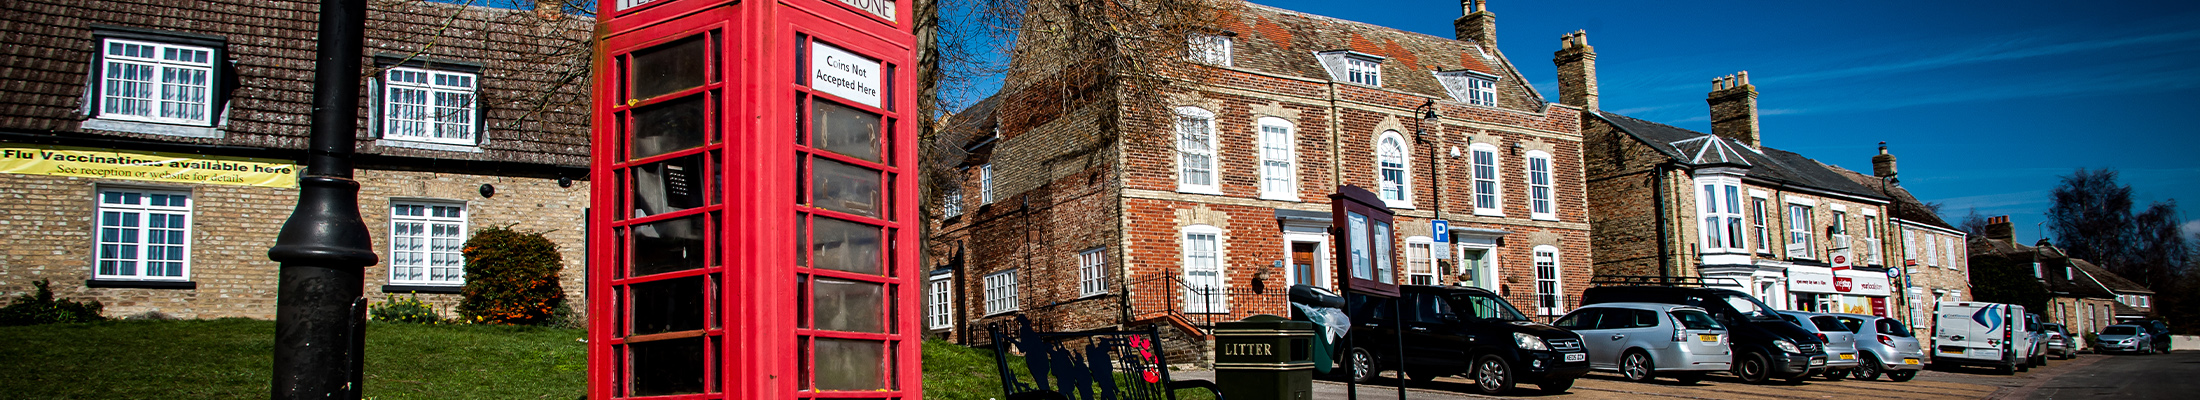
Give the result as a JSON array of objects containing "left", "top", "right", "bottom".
[
  {"left": 1862, "top": 213, "right": 1883, "bottom": 265},
  {"left": 1175, "top": 107, "right": 1221, "bottom": 194},
  {"left": 1925, "top": 233, "right": 1940, "bottom": 267},
  {"left": 1696, "top": 179, "right": 1745, "bottom": 253},
  {"left": 1903, "top": 229, "right": 1919, "bottom": 263},
  {"left": 1830, "top": 209, "right": 1851, "bottom": 256},
  {"left": 984, "top": 269, "right": 1020, "bottom": 315},
  {"left": 1257, "top": 117, "right": 1298, "bottom": 201},
  {"left": 1405, "top": 236, "right": 1436, "bottom": 286},
  {"left": 1078, "top": 248, "right": 1108, "bottom": 298},
  {"left": 381, "top": 67, "right": 479, "bottom": 145},
  {"left": 1786, "top": 202, "right": 1815, "bottom": 259},
  {"left": 93, "top": 188, "right": 193, "bottom": 281},
  {"left": 96, "top": 38, "right": 216, "bottom": 126},
  {"left": 388, "top": 200, "right": 469, "bottom": 286},
  {"left": 1527, "top": 150, "right": 1556, "bottom": 221},
  {"left": 927, "top": 274, "right": 953, "bottom": 329},
  {"left": 1470, "top": 143, "right": 1502, "bottom": 216},
  {"left": 1188, "top": 32, "right": 1232, "bottom": 66},
  {"left": 1466, "top": 76, "right": 1497, "bottom": 107},
  {"left": 1182, "top": 225, "right": 1227, "bottom": 314},
  {"left": 1376, "top": 130, "right": 1412, "bottom": 208},
  {"left": 1346, "top": 58, "right": 1382, "bottom": 86},
  {"left": 1534, "top": 245, "right": 1564, "bottom": 316},
  {"left": 1751, "top": 195, "right": 1772, "bottom": 254},
  {"left": 979, "top": 164, "right": 995, "bottom": 204},
  {"left": 942, "top": 187, "right": 963, "bottom": 218}
]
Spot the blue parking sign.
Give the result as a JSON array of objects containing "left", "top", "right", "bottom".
[{"left": 1432, "top": 220, "right": 1449, "bottom": 242}]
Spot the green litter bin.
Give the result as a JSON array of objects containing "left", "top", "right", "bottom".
[{"left": 1213, "top": 315, "right": 1314, "bottom": 400}]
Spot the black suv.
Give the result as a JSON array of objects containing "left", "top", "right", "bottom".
[
  {"left": 1581, "top": 285, "right": 1828, "bottom": 383},
  {"left": 1339, "top": 285, "right": 1590, "bottom": 394}
]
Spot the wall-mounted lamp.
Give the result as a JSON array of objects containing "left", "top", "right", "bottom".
[
  {"left": 479, "top": 184, "right": 496, "bottom": 198},
  {"left": 1510, "top": 142, "right": 1524, "bottom": 154},
  {"left": 557, "top": 176, "right": 573, "bottom": 188},
  {"left": 1450, "top": 146, "right": 1462, "bottom": 158}
]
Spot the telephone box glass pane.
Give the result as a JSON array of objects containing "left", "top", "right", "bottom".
[
  {"left": 812, "top": 217, "right": 881, "bottom": 275},
  {"left": 631, "top": 95, "right": 707, "bottom": 159},
  {"left": 631, "top": 276, "right": 704, "bottom": 335},
  {"left": 814, "top": 338, "right": 884, "bottom": 390},
  {"left": 629, "top": 337, "right": 705, "bottom": 396},
  {"left": 810, "top": 101, "right": 882, "bottom": 162},
  {"left": 813, "top": 277, "right": 883, "bottom": 333},
  {"left": 633, "top": 215, "right": 707, "bottom": 276},
  {"left": 813, "top": 158, "right": 880, "bottom": 217},
  {"left": 631, "top": 36, "right": 707, "bottom": 100},
  {"left": 1375, "top": 220, "right": 1394, "bottom": 284},
  {"left": 1348, "top": 212, "right": 1370, "bottom": 280},
  {"left": 632, "top": 154, "right": 706, "bottom": 217}
]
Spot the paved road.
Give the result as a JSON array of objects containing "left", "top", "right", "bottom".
[{"left": 2024, "top": 351, "right": 2200, "bottom": 399}]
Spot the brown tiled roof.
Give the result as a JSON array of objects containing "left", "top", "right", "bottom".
[
  {"left": 0, "top": 0, "right": 592, "bottom": 166},
  {"left": 1216, "top": 1, "right": 1545, "bottom": 110},
  {"left": 1825, "top": 164, "right": 1955, "bottom": 229},
  {"left": 2071, "top": 258, "right": 2153, "bottom": 294}
]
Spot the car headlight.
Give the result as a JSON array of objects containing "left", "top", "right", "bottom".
[
  {"left": 1515, "top": 332, "right": 1550, "bottom": 351},
  {"left": 1774, "top": 339, "right": 1801, "bottom": 354}
]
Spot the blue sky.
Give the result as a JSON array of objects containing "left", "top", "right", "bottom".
[{"left": 1216, "top": 0, "right": 2200, "bottom": 243}]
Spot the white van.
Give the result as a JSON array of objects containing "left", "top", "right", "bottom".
[{"left": 1931, "top": 301, "right": 2032, "bottom": 374}]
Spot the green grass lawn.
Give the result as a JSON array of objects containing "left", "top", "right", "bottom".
[{"left": 0, "top": 320, "right": 1210, "bottom": 400}]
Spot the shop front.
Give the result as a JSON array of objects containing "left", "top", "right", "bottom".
[{"left": 1786, "top": 266, "right": 1892, "bottom": 315}]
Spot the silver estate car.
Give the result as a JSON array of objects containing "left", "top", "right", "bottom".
[
  {"left": 1553, "top": 303, "right": 1733, "bottom": 384},
  {"left": 2096, "top": 325, "right": 2156, "bottom": 354},
  {"left": 1779, "top": 311, "right": 1859, "bottom": 380},
  {"left": 1825, "top": 313, "right": 1923, "bottom": 381}
]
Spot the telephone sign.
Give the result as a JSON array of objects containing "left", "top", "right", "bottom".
[{"left": 589, "top": 1, "right": 919, "bottom": 399}]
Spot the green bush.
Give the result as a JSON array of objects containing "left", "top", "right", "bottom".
[
  {"left": 0, "top": 279, "right": 106, "bottom": 326},
  {"left": 371, "top": 294, "right": 442, "bottom": 324},
  {"left": 455, "top": 226, "right": 565, "bottom": 326}
]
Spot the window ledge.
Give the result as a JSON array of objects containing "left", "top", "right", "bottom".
[
  {"left": 1531, "top": 214, "right": 1559, "bottom": 222},
  {"left": 1383, "top": 201, "right": 1415, "bottom": 210},
  {"left": 1177, "top": 187, "right": 1224, "bottom": 196},
  {"left": 81, "top": 118, "right": 223, "bottom": 139},
  {"left": 375, "top": 139, "right": 483, "bottom": 153},
  {"left": 86, "top": 279, "right": 196, "bottom": 290},
  {"left": 1260, "top": 195, "right": 1302, "bottom": 202},
  {"left": 1472, "top": 209, "right": 1505, "bottom": 217},
  {"left": 381, "top": 284, "right": 463, "bottom": 294}
]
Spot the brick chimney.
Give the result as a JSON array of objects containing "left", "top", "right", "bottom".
[
  {"left": 1872, "top": 141, "right": 1897, "bottom": 178},
  {"left": 1552, "top": 30, "right": 1597, "bottom": 112},
  {"left": 1707, "top": 71, "right": 1760, "bottom": 148},
  {"left": 1986, "top": 215, "right": 2015, "bottom": 245},
  {"left": 1455, "top": 0, "right": 1497, "bottom": 49}
]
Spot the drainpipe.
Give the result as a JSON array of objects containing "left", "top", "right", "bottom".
[{"left": 1652, "top": 162, "right": 1673, "bottom": 278}]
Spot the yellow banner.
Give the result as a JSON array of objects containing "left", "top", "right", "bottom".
[{"left": 0, "top": 143, "right": 299, "bottom": 188}]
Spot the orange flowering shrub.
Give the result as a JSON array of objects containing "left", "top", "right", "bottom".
[{"left": 455, "top": 226, "right": 565, "bottom": 326}]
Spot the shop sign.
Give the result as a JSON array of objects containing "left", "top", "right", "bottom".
[
  {"left": 0, "top": 143, "right": 298, "bottom": 188},
  {"left": 811, "top": 42, "right": 883, "bottom": 108},
  {"left": 1790, "top": 266, "right": 1835, "bottom": 293},
  {"left": 1836, "top": 269, "right": 1892, "bottom": 297}
]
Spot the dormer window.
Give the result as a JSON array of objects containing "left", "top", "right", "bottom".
[
  {"left": 1435, "top": 69, "right": 1498, "bottom": 106},
  {"left": 1188, "top": 32, "right": 1231, "bottom": 66},
  {"left": 1318, "top": 51, "right": 1386, "bottom": 87}
]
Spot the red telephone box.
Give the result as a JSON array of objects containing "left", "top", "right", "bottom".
[{"left": 589, "top": 0, "right": 919, "bottom": 398}]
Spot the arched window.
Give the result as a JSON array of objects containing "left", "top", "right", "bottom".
[
  {"left": 1176, "top": 107, "right": 1219, "bottom": 194},
  {"left": 1257, "top": 117, "right": 1297, "bottom": 200},
  {"left": 1376, "top": 130, "right": 1410, "bottom": 207},
  {"left": 1182, "top": 224, "right": 1227, "bottom": 313},
  {"left": 1525, "top": 150, "right": 1555, "bottom": 220},
  {"left": 1533, "top": 245, "right": 1563, "bottom": 316},
  {"left": 1470, "top": 143, "right": 1502, "bottom": 216}
]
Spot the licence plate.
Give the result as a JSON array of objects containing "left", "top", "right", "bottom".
[
  {"left": 1564, "top": 353, "right": 1586, "bottom": 362},
  {"left": 1904, "top": 358, "right": 1921, "bottom": 365},
  {"left": 1699, "top": 334, "right": 1720, "bottom": 342},
  {"left": 1940, "top": 349, "right": 1963, "bottom": 354},
  {"left": 1840, "top": 354, "right": 1856, "bottom": 360}
]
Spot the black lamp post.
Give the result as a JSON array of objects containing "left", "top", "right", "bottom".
[
  {"left": 1412, "top": 99, "right": 1441, "bottom": 218},
  {"left": 267, "top": 0, "right": 375, "bottom": 399}
]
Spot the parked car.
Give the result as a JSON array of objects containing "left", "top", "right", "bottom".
[
  {"left": 1341, "top": 285, "right": 1590, "bottom": 394},
  {"left": 2023, "top": 313, "right": 2050, "bottom": 367},
  {"left": 2041, "top": 323, "right": 2078, "bottom": 360},
  {"left": 1581, "top": 285, "right": 1828, "bottom": 384},
  {"left": 1779, "top": 311, "right": 1859, "bottom": 380},
  {"left": 1552, "top": 303, "right": 1732, "bottom": 384},
  {"left": 2096, "top": 324, "right": 2156, "bottom": 354},
  {"left": 2142, "top": 320, "right": 2173, "bottom": 353},
  {"left": 1825, "top": 313, "right": 1923, "bottom": 381},
  {"left": 1933, "top": 301, "right": 2033, "bottom": 374}
]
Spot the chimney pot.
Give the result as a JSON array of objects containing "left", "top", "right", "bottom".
[
  {"left": 1872, "top": 142, "right": 1898, "bottom": 177},
  {"left": 1707, "top": 72, "right": 1762, "bottom": 148},
  {"left": 1455, "top": 0, "right": 1499, "bottom": 47},
  {"left": 1986, "top": 215, "right": 2017, "bottom": 244},
  {"left": 1552, "top": 29, "right": 1599, "bottom": 111}
]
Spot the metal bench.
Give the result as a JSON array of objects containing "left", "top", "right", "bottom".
[{"left": 987, "top": 315, "right": 1225, "bottom": 400}]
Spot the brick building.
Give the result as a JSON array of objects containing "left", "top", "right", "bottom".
[
  {"left": 1827, "top": 153, "right": 1971, "bottom": 337},
  {"left": 926, "top": 0, "right": 1593, "bottom": 358},
  {"left": 0, "top": 0, "right": 592, "bottom": 319},
  {"left": 1559, "top": 34, "right": 1914, "bottom": 318},
  {"left": 1967, "top": 218, "right": 2123, "bottom": 339}
]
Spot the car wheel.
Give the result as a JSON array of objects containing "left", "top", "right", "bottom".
[
  {"left": 1540, "top": 378, "right": 1575, "bottom": 393},
  {"left": 1350, "top": 347, "right": 1378, "bottom": 384},
  {"left": 1853, "top": 354, "right": 1883, "bottom": 381},
  {"left": 1995, "top": 359, "right": 2015, "bottom": 375},
  {"left": 2016, "top": 360, "right": 2030, "bottom": 372},
  {"left": 1734, "top": 351, "right": 1773, "bottom": 384},
  {"left": 1621, "top": 351, "right": 1655, "bottom": 382},
  {"left": 1887, "top": 370, "right": 1918, "bottom": 382},
  {"left": 1672, "top": 371, "right": 1707, "bottom": 385},
  {"left": 1471, "top": 354, "right": 1516, "bottom": 395}
]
